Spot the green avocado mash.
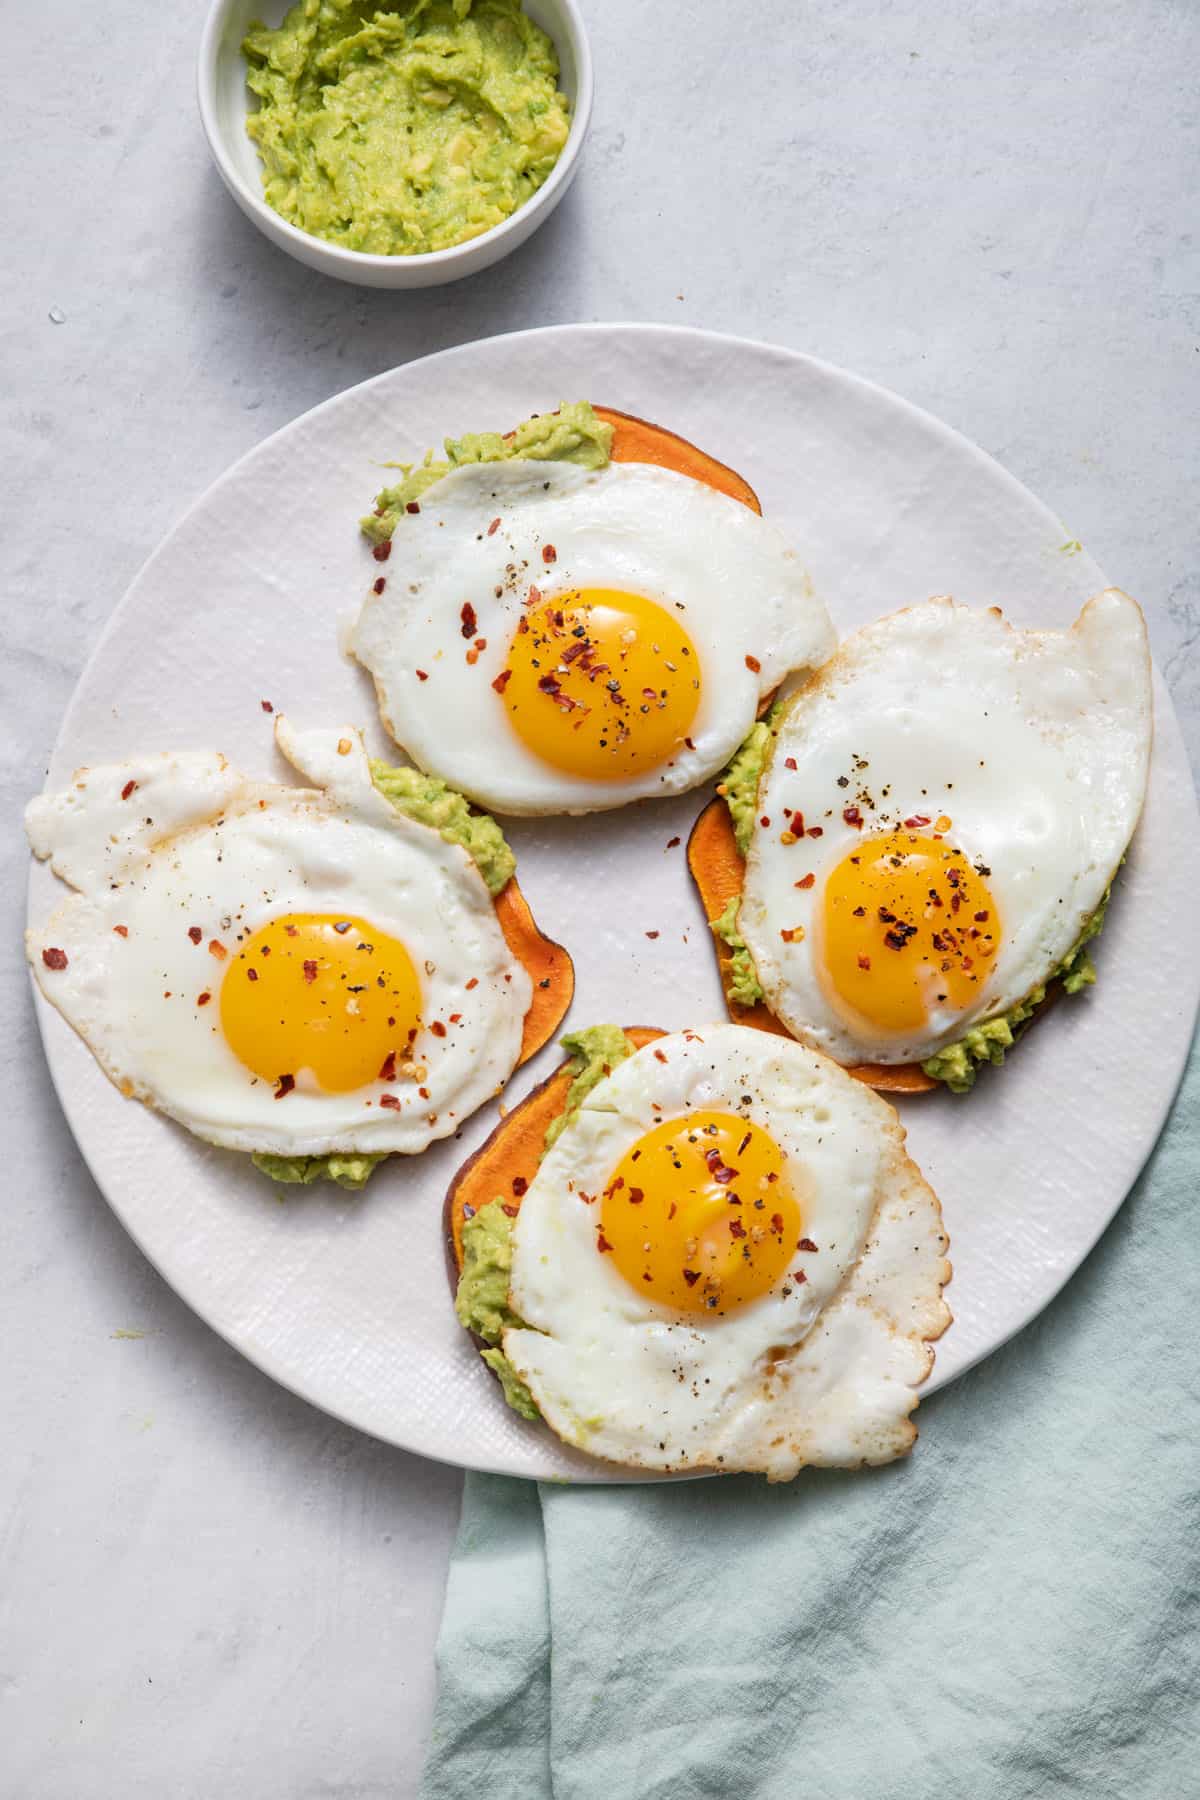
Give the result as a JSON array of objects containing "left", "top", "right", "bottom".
[
  {"left": 368, "top": 758, "right": 514, "bottom": 894},
  {"left": 718, "top": 700, "right": 784, "bottom": 856},
  {"left": 456, "top": 1199, "right": 539, "bottom": 1420},
  {"left": 252, "top": 760, "right": 513, "bottom": 1190},
  {"left": 242, "top": 0, "right": 571, "bottom": 257},
  {"left": 363, "top": 400, "right": 613, "bottom": 544},
  {"left": 455, "top": 1025, "right": 638, "bottom": 1417},
  {"left": 708, "top": 898, "right": 766, "bottom": 1008},
  {"left": 922, "top": 886, "right": 1111, "bottom": 1093},
  {"left": 251, "top": 1150, "right": 387, "bottom": 1190},
  {"left": 543, "top": 1024, "right": 635, "bottom": 1150}
]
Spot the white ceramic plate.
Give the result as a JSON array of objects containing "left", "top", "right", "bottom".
[{"left": 28, "top": 325, "right": 1200, "bottom": 1482}]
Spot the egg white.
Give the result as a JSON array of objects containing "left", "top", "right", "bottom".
[
  {"left": 502, "top": 1025, "right": 950, "bottom": 1478},
  {"left": 351, "top": 458, "right": 833, "bottom": 815},
  {"left": 739, "top": 592, "right": 1153, "bottom": 1066},
  {"left": 25, "top": 721, "right": 532, "bottom": 1157}
]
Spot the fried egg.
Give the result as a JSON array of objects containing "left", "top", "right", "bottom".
[
  {"left": 501, "top": 1024, "right": 950, "bottom": 1477},
  {"left": 351, "top": 458, "right": 834, "bottom": 815},
  {"left": 25, "top": 721, "right": 531, "bottom": 1158},
  {"left": 739, "top": 592, "right": 1152, "bottom": 1066}
]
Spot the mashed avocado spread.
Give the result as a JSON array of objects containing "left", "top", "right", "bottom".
[
  {"left": 252, "top": 763, "right": 514, "bottom": 1189},
  {"left": 708, "top": 898, "right": 765, "bottom": 1008},
  {"left": 922, "top": 888, "right": 1110, "bottom": 1092},
  {"left": 455, "top": 1026, "right": 637, "bottom": 1416},
  {"left": 719, "top": 700, "right": 784, "bottom": 857},
  {"left": 368, "top": 758, "right": 514, "bottom": 894},
  {"left": 242, "top": 0, "right": 571, "bottom": 257},
  {"left": 363, "top": 401, "right": 612, "bottom": 543}
]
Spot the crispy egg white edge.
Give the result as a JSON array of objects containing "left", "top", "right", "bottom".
[
  {"left": 740, "top": 591, "right": 1153, "bottom": 1066},
  {"left": 351, "top": 459, "right": 834, "bottom": 816},
  {"left": 502, "top": 1024, "right": 951, "bottom": 1478},
  {"left": 25, "top": 721, "right": 532, "bottom": 1158}
]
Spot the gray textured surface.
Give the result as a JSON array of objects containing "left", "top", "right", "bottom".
[{"left": 2, "top": 1, "right": 1197, "bottom": 1795}]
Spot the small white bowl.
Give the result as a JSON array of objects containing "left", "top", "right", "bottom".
[{"left": 198, "top": 0, "right": 593, "bottom": 289}]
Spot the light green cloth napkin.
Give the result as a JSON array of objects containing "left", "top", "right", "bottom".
[{"left": 421, "top": 1045, "right": 1198, "bottom": 1799}]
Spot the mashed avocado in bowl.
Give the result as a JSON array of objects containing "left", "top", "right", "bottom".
[{"left": 241, "top": 0, "right": 572, "bottom": 257}]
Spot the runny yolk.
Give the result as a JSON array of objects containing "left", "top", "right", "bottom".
[
  {"left": 498, "top": 588, "right": 701, "bottom": 780},
  {"left": 600, "top": 1110, "right": 802, "bottom": 1313},
  {"left": 819, "top": 831, "right": 1001, "bottom": 1035},
  {"left": 220, "top": 912, "right": 423, "bottom": 1093}
]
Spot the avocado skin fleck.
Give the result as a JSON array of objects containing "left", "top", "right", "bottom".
[
  {"left": 922, "top": 886, "right": 1111, "bottom": 1092},
  {"left": 363, "top": 401, "right": 613, "bottom": 543},
  {"left": 708, "top": 897, "right": 766, "bottom": 1007}
]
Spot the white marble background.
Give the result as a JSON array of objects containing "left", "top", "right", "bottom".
[{"left": 3, "top": 2, "right": 1197, "bottom": 1794}]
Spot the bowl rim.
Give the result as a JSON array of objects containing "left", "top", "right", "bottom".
[{"left": 196, "top": 0, "right": 594, "bottom": 274}]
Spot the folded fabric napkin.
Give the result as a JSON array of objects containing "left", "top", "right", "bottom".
[{"left": 421, "top": 1042, "right": 1198, "bottom": 1800}]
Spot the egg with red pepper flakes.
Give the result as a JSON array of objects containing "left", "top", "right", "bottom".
[
  {"left": 500, "top": 1024, "right": 950, "bottom": 1477},
  {"left": 350, "top": 458, "right": 834, "bottom": 815},
  {"left": 24, "top": 719, "right": 531, "bottom": 1174},
  {"left": 737, "top": 592, "right": 1152, "bottom": 1071}
]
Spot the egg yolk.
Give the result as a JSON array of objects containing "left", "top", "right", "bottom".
[
  {"left": 600, "top": 1110, "right": 802, "bottom": 1313},
  {"left": 819, "top": 831, "right": 1001, "bottom": 1035},
  {"left": 498, "top": 588, "right": 701, "bottom": 780},
  {"left": 220, "top": 912, "right": 422, "bottom": 1093}
]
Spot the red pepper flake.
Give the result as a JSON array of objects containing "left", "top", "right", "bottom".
[
  {"left": 261, "top": 699, "right": 274, "bottom": 713},
  {"left": 666, "top": 836, "right": 680, "bottom": 849},
  {"left": 597, "top": 1232, "right": 613, "bottom": 1254},
  {"left": 501, "top": 1202, "right": 519, "bottom": 1218},
  {"left": 745, "top": 654, "right": 761, "bottom": 673},
  {"left": 405, "top": 502, "right": 421, "bottom": 516},
  {"left": 806, "top": 826, "right": 824, "bottom": 839},
  {"left": 274, "top": 1074, "right": 295, "bottom": 1099},
  {"left": 491, "top": 669, "right": 512, "bottom": 695},
  {"left": 120, "top": 779, "right": 138, "bottom": 801},
  {"left": 460, "top": 601, "right": 478, "bottom": 639},
  {"left": 974, "top": 910, "right": 989, "bottom": 923},
  {"left": 373, "top": 577, "right": 386, "bottom": 595},
  {"left": 653, "top": 1048, "right": 668, "bottom": 1063},
  {"left": 41, "top": 946, "right": 69, "bottom": 971},
  {"left": 430, "top": 1021, "right": 447, "bottom": 1038},
  {"left": 842, "top": 805, "right": 863, "bottom": 829},
  {"left": 247, "top": 968, "right": 258, "bottom": 983},
  {"left": 197, "top": 990, "right": 212, "bottom": 1006},
  {"left": 780, "top": 926, "right": 805, "bottom": 943},
  {"left": 790, "top": 810, "right": 805, "bottom": 835},
  {"left": 487, "top": 517, "right": 501, "bottom": 536},
  {"left": 113, "top": 925, "right": 129, "bottom": 938},
  {"left": 188, "top": 926, "right": 202, "bottom": 944},
  {"left": 682, "top": 1268, "right": 701, "bottom": 1286},
  {"left": 645, "top": 930, "right": 660, "bottom": 940},
  {"left": 795, "top": 873, "right": 815, "bottom": 890},
  {"left": 465, "top": 977, "right": 478, "bottom": 991},
  {"left": 628, "top": 1187, "right": 645, "bottom": 1205},
  {"left": 474, "top": 637, "right": 487, "bottom": 652},
  {"left": 784, "top": 757, "right": 797, "bottom": 771},
  {"left": 857, "top": 953, "right": 871, "bottom": 970},
  {"left": 903, "top": 815, "right": 931, "bottom": 830},
  {"left": 760, "top": 815, "right": 771, "bottom": 829},
  {"left": 798, "top": 1237, "right": 818, "bottom": 1253},
  {"left": 512, "top": 1175, "right": 528, "bottom": 1197},
  {"left": 416, "top": 669, "right": 429, "bottom": 682},
  {"left": 705, "top": 1148, "right": 737, "bottom": 1184},
  {"left": 208, "top": 940, "right": 227, "bottom": 960},
  {"left": 537, "top": 673, "right": 561, "bottom": 695},
  {"left": 527, "top": 585, "right": 541, "bottom": 608},
  {"left": 284, "top": 924, "right": 298, "bottom": 938},
  {"left": 418, "top": 1086, "right": 430, "bottom": 1099},
  {"left": 449, "top": 1012, "right": 462, "bottom": 1025},
  {"left": 729, "top": 1218, "right": 746, "bottom": 1239},
  {"left": 372, "top": 540, "right": 392, "bottom": 563},
  {"left": 792, "top": 1269, "right": 808, "bottom": 1285},
  {"left": 542, "top": 544, "right": 557, "bottom": 564},
  {"left": 378, "top": 1051, "right": 397, "bottom": 1082},
  {"left": 379, "top": 1093, "right": 402, "bottom": 1111},
  {"left": 770, "top": 1212, "right": 784, "bottom": 1234}
]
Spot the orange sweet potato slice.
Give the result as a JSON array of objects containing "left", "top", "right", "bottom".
[
  {"left": 686, "top": 798, "right": 938, "bottom": 1095},
  {"left": 494, "top": 877, "right": 574, "bottom": 1067},
  {"left": 445, "top": 1026, "right": 664, "bottom": 1273},
  {"left": 594, "top": 406, "right": 762, "bottom": 514}
]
